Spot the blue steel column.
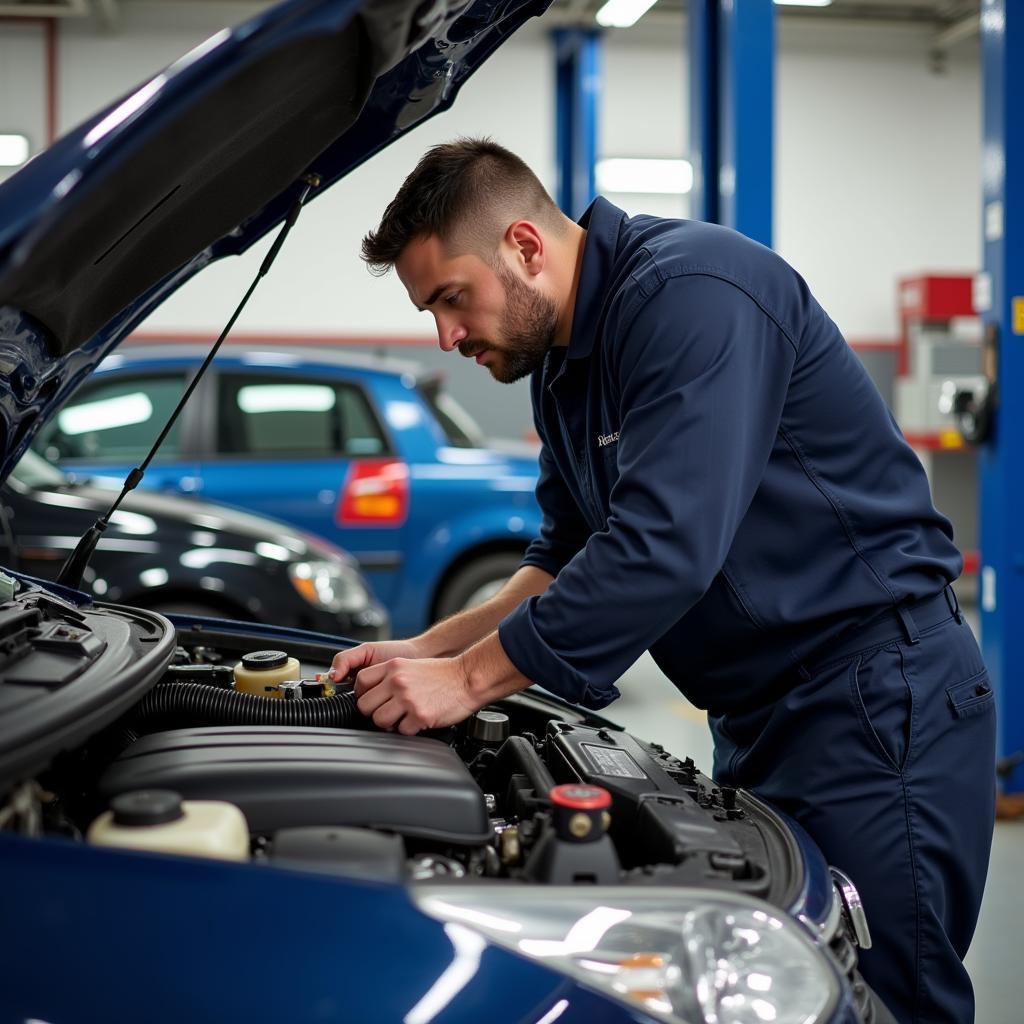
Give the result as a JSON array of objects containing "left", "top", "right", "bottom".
[
  {"left": 688, "top": 0, "right": 719, "bottom": 225},
  {"left": 979, "top": 0, "right": 1024, "bottom": 788},
  {"left": 553, "top": 28, "right": 601, "bottom": 220},
  {"left": 687, "top": 0, "right": 774, "bottom": 247}
]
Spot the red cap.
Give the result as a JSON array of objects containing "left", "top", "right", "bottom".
[{"left": 549, "top": 784, "right": 612, "bottom": 811}]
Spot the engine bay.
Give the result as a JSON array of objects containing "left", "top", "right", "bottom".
[{"left": 0, "top": 578, "right": 802, "bottom": 907}]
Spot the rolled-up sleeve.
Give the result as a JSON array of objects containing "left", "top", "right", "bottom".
[{"left": 499, "top": 274, "right": 798, "bottom": 709}]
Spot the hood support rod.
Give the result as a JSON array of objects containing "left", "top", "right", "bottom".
[{"left": 56, "top": 175, "right": 320, "bottom": 590}]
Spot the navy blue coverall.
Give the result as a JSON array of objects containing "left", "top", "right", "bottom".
[{"left": 498, "top": 197, "right": 996, "bottom": 1024}]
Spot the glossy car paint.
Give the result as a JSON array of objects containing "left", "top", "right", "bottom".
[
  {"left": 42, "top": 345, "right": 541, "bottom": 636},
  {"left": 0, "top": 831, "right": 664, "bottom": 1024}
]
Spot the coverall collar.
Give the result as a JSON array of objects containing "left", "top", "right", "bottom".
[{"left": 567, "top": 196, "right": 626, "bottom": 360}]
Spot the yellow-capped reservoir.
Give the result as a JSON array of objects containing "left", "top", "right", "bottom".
[{"left": 233, "top": 649, "right": 301, "bottom": 698}]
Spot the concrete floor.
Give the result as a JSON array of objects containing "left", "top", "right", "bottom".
[{"left": 609, "top": 639, "right": 1020, "bottom": 1024}]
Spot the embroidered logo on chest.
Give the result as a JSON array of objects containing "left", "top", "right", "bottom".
[{"left": 597, "top": 431, "right": 620, "bottom": 448}]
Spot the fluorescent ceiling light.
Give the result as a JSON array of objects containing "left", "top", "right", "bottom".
[
  {"left": 595, "top": 0, "right": 659, "bottom": 28},
  {"left": 774, "top": 0, "right": 832, "bottom": 6},
  {"left": 0, "top": 134, "right": 30, "bottom": 167},
  {"left": 597, "top": 158, "right": 694, "bottom": 195}
]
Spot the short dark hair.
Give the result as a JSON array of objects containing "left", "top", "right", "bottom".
[{"left": 361, "top": 138, "right": 562, "bottom": 275}]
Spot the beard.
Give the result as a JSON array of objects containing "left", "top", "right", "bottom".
[{"left": 472, "top": 260, "right": 559, "bottom": 383}]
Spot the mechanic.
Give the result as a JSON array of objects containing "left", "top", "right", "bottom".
[{"left": 330, "top": 138, "right": 995, "bottom": 1024}]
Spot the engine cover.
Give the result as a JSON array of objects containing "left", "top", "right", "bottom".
[{"left": 97, "top": 726, "right": 491, "bottom": 845}]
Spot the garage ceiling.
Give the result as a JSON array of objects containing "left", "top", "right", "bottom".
[
  {"left": 0, "top": 0, "right": 982, "bottom": 49},
  {"left": 547, "top": 0, "right": 980, "bottom": 38}
]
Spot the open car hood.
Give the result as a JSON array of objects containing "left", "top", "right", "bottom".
[{"left": 0, "top": 0, "right": 549, "bottom": 482}]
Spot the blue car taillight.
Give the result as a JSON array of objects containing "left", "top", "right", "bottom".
[{"left": 336, "top": 458, "right": 409, "bottom": 527}]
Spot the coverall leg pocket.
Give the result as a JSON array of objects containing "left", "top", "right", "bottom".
[{"left": 849, "top": 644, "right": 913, "bottom": 772}]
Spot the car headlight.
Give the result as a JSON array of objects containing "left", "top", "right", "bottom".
[
  {"left": 288, "top": 560, "right": 370, "bottom": 614},
  {"left": 414, "top": 887, "right": 839, "bottom": 1024}
]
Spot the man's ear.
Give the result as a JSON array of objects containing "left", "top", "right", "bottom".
[{"left": 506, "top": 221, "right": 545, "bottom": 276}]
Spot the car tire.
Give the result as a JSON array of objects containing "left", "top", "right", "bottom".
[{"left": 436, "top": 553, "right": 523, "bottom": 620}]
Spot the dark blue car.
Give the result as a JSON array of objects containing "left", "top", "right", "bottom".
[
  {"left": 0, "top": 1, "right": 892, "bottom": 1022},
  {"left": 33, "top": 343, "right": 542, "bottom": 637}
]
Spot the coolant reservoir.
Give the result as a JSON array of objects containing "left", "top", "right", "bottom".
[
  {"left": 233, "top": 649, "right": 301, "bottom": 698},
  {"left": 88, "top": 790, "right": 249, "bottom": 861}
]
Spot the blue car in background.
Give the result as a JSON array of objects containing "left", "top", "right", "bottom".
[
  {"left": 0, "top": 0, "right": 894, "bottom": 1021},
  {"left": 34, "top": 343, "right": 541, "bottom": 636}
]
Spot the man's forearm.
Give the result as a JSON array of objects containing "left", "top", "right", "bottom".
[
  {"left": 459, "top": 629, "right": 533, "bottom": 705},
  {"left": 415, "top": 565, "right": 553, "bottom": 658}
]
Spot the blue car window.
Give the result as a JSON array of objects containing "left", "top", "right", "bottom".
[
  {"left": 33, "top": 373, "right": 187, "bottom": 462},
  {"left": 417, "top": 378, "right": 485, "bottom": 449},
  {"left": 217, "top": 373, "right": 386, "bottom": 457},
  {"left": 337, "top": 387, "right": 386, "bottom": 456}
]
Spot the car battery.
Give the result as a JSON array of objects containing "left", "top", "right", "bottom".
[{"left": 543, "top": 721, "right": 765, "bottom": 888}]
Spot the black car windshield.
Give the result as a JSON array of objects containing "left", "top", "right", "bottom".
[
  {"left": 418, "top": 379, "right": 486, "bottom": 449},
  {"left": 10, "top": 449, "right": 69, "bottom": 489}
]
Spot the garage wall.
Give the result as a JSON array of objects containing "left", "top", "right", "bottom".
[
  {"left": 603, "top": 20, "right": 981, "bottom": 341},
  {"left": 775, "top": 21, "right": 980, "bottom": 340},
  {"left": 0, "top": 21, "right": 48, "bottom": 156},
  {"left": 0, "top": 4, "right": 981, "bottom": 436}
]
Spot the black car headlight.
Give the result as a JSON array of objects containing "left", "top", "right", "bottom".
[
  {"left": 288, "top": 560, "right": 371, "bottom": 614},
  {"left": 414, "top": 887, "right": 839, "bottom": 1024}
]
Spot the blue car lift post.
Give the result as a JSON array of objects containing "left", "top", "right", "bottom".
[
  {"left": 980, "top": 1, "right": 1024, "bottom": 792},
  {"left": 553, "top": 3, "right": 773, "bottom": 232},
  {"left": 688, "top": 0, "right": 774, "bottom": 246},
  {"left": 553, "top": 27, "right": 602, "bottom": 219}
]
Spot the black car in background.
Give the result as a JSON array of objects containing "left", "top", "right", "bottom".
[{"left": 0, "top": 450, "right": 389, "bottom": 640}]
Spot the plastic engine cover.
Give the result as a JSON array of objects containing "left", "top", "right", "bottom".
[{"left": 97, "top": 726, "right": 491, "bottom": 844}]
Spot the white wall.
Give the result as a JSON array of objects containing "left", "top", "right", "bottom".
[
  {"left": 601, "top": 28, "right": 689, "bottom": 222},
  {"left": 0, "top": 3, "right": 982, "bottom": 345},
  {"left": 776, "top": 21, "right": 980, "bottom": 339},
  {"left": 601, "top": 18, "right": 981, "bottom": 339}
]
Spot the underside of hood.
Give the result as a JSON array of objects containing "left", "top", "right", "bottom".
[{"left": 0, "top": 0, "right": 548, "bottom": 481}]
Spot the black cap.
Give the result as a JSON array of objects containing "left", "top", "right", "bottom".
[
  {"left": 110, "top": 790, "right": 185, "bottom": 827},
  {"left": 468, "top": 709, "right": 510, "bottom": 745},
  {"left": 241, "top": 650, "right": 289, "bottom": 671}
]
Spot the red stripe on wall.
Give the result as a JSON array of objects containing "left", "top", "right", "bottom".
[
  {"left": 132, "top": 329, "right": 899, "bottom": 353},
  {"left": 847, "top": 338, "right": 899, "bottom": 352},
  {"left": 45, "top": 18, "right": 58, "bottom": 145},
  {"left": 127, "top": 330, "right": 436, "bottom": 347}
]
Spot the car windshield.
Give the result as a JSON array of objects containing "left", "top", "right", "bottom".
[
  {"left": 418, "top": 379, "right": 486, "bottom": 449},
  {"left": 10, "top": 449, "right": 69, "bottom": 489}
]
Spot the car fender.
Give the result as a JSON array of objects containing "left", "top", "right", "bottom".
[
  {"left": 385, "top": 504, "right": 542, "bottom": 633},
  {"left": 419, "top": 504, "right": 541, "bottom": 578}
]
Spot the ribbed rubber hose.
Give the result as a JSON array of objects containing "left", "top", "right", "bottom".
[{"left": 134, "top": 682, "right": 361, "bottom": 728}]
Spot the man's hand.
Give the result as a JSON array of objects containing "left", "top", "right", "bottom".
[
  {"left": 353, "top": 656, "right": 482, "bottom": 734},
  {"left": 334, "top": 632, "right": 533, "bottom": 735},
  {"left": 328, "top": 638, "right": 427, "bottom": 685}
]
